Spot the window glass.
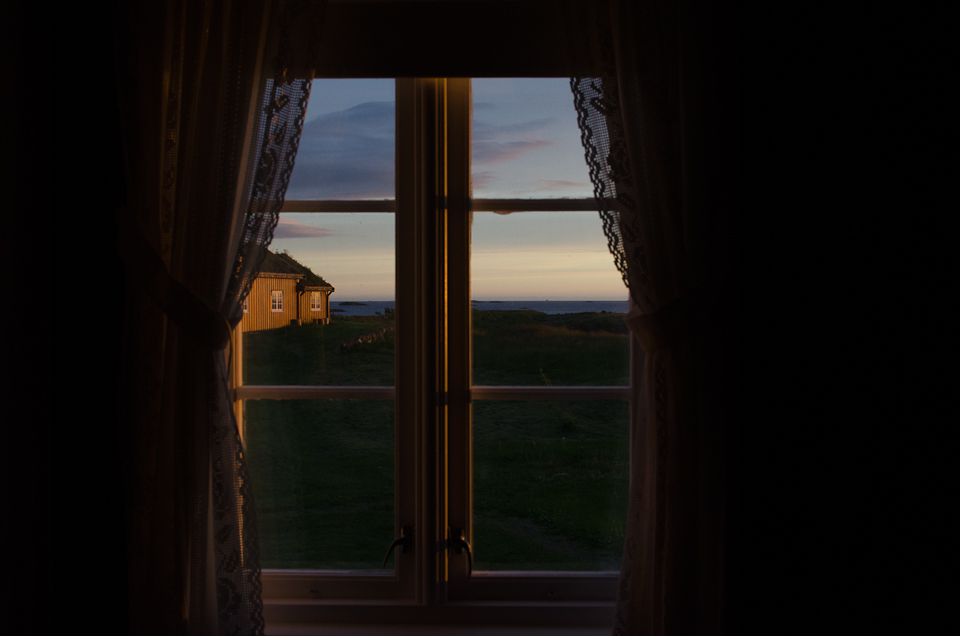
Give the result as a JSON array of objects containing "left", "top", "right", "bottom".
[
  {"left": 243, "top": 80, "right": 399, "bottom": 574},
  {"left": 471, "top": 78, "right": 592, "bottom": 199},
  {"left": 248, "top": 80, "right": 397, "bottom": 386},
  {"left": 246, "top": 399, "right": 394, "bottom": 570},
  {"left": 286, "top": 79, "right": 395, "bottom": 200},
  {"left": 472, "top": 400, "right": 628, "bottom": 571},
  {"left": 467, "top": 80, "right": 628, "bottom": 575},
  {"left": 244, "top": 213, "right": 395, "bottom": 386},
  {"left": 471, "top": 211, "right": 628, "bottom": 386}
]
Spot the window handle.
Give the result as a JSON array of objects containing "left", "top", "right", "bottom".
[
  {"left": 449, "top": 527, "right": 473, "bottom": 575},
  {"left": 382, "top": 526, "right": 413, "bottom": 567}
]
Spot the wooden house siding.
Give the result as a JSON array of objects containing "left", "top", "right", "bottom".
[
  {"left": 239, "top": 251, "right": 334, "bottom": 332},
  {"left": 299, "top": 289, "right": 333, "bottom": 325},
  {"left": 240, "top": 275, "right": 301, "bottom": 332}
]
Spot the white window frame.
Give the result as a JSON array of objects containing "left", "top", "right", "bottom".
[
  {"left": 271, "top": 290, "right": 283, "bottom": 312},
  {"left": 243, "top": 296, "right": 249, "bottom": 313},
  {"left": 231, "top": 78, "right": 633, "bottom": 628},
  {"left": 310, "top": 291, "right": 321, "bottom": 311}
]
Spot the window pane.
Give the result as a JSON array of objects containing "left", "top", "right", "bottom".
[
  {"left": 286, "top": 79, "right": 395, "bottom": 200},
  {"left": 471, "top": 211, "right": 628, "bottom": 386},
  {"left": 246, "top": 399, "right": 394, "bottom": 570},
  {"left": 471, "top": 78, "right": 592, "bottom": 199},
  {"left": 244, "top": 213, "right": 395, "bottom": 385},
  {"left": 472, "top": 400, "right": 628, "bottom": 571}
]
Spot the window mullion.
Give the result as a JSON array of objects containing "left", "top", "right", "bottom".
[
  {"left": 445, "top": 76, "right": 473, "bottom": 589},
  {"left": 234, "top": 386, "right": 395, "bottom": 400},
  {"left": 396, "top": 76, "right": 449, "bottom": 605},
  {"left": 280, "top": 200, "right": 396, "bottom": 213},
  {"left": 469, "top": 386, "right": 630, "bottom": 401},
  {"left": 470, "top": 198, "right": 598, "bottom": 212}
]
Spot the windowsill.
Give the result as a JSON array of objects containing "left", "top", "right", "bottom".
[
  {"left": 266, "top": 626, "right": 613, "bottom": 636},
  {"left": 264, "top": 600, "right": 615, "bottom": 634}
]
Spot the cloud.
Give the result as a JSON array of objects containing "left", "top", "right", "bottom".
[
  {"left": 472, "top": 171, "right": 496, "bottom": 192},
  {"left": 286, "top": 102, "right": 395, "bottom": 199},
  {"left": 472, "top": 117, "right": 557, "bottom": 140},
  {"left": 286, "top": 103, "right": 569, "bottom": 197},
  {"left": 473, "top": 139, "right": 554, "bottom": 165},
  {"left": 536, "top": 179, "right": 591, "bottom": 190},
  {"left": 273, "top": 217, "right": 336, "bottom": 239},
  {"left": 471, "top": 117, "right": 557, "bottom": 166}
]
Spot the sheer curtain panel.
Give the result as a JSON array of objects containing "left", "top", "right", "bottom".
[
  {"left": 113, "top": 1, "right": 326, "bottom": 634},
  {"left": 569, "top": 0, "right": 739, "bottom": 634}
]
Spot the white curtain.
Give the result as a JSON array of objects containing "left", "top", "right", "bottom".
[
  {"left": 569, "top": 0, "right": 738, "bottom": 633},
  {"left": 113, "top": 1, "right": 326, "bottom": 633}
]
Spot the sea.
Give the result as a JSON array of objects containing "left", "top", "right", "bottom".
[{"left": 330, "top": 300, "right": 629, "bottom": 317}]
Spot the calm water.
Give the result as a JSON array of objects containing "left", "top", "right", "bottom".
[{"left": 331, "top": 300, "right": 629, "bottom": 317}]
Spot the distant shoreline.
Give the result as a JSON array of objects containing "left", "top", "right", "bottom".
[{"left": 331, "top": 300, "right": 627, "bottom": 303}]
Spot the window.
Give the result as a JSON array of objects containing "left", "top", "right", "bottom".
[
  {"left": 243, "top": 296, "right": 249, "bottom": 313},
  {"left": 310, "top": 291, "right": 321, "bottom": 311},
  {"left": 270, "top": 290, "right": 282, "bottom": 312},
  {"left": 231, "top": 78, "right": 632, "bottom": 628}
]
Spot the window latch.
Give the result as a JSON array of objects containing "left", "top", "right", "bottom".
[
  {"left": 449, "top": 527, "right": 473, "bottom": 575},
  {"left": 382, "top": 525, "right": 413, "bottom": 567}
]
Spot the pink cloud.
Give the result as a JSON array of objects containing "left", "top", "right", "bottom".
[
  {"left": 537, "top": 179, "right": 591, "bottom": 190},
  {"left": 473, "top": 139, "right": 554, "bottom": 165},
  {"left": 472, "top": 171, "right": 496, "bottom": 191},
  {"left": 273, "top": 217, "right": 335, "bottom": 239}
]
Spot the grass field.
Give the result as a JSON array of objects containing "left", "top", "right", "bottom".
[
  {"left": 243, "top": 315, "right": 395, "bottom": 386},
  {"left": 243, "top": 310, "right": 630, "bottom": 570}
]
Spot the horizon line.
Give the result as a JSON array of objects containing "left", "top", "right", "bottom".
[{"left": 328, "top": 298, "right": 629, "bottom": 302}]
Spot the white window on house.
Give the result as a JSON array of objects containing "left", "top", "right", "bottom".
[
  {"left": 310, "top": 291, "right": 321, "bottom": 311},
  {"left": 242, "top": 296, "right": 249, "bottom": 313},
  {"left": 271, "top": 290, "right": 283, "bottom": 312},
  {"left": 232, "top": 77, "right": 629, "bottom": 629}
]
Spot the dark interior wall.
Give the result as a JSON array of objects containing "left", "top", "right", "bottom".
[
  {"left": 1, "top": 5, "right": 55, "bottom": 623},
  {"left": 309, "top": 1, "right": 600, "bottom": 78},
  {"left": 1, "top": 4, "right": 128, "bottom": 634}
]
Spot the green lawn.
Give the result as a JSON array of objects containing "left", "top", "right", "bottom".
[
  {"left": 245, "top": 399, "right": 395, "bottom": 569},
  {"left": 472, "top": 309, "right": 629, "bottom": 386},
  {"left": 243, "top": 310, "right": 630, "bottom": 570},
  {"left": 473, "top": 400, "right": 628, "bottom": 570},
  {"left": 243, "top": 315, "right": 395, "bottom": 386}
]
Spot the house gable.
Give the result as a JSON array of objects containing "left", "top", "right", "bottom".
[{"left": 241, "top": 251, "right": 334, "bottom": 331}]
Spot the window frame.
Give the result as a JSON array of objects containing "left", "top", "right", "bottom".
[
  {"left": 231, "top": 77, "right": 631, "bottom": 627},
  {"left": 310, "top": 291, "right": 322, "bottom": 311},
  {"left": 270, "top": 289, "right": 283, "bottom": 312},
  {"left": 437, "top": 78, "right": 630, "bottom": 603}
]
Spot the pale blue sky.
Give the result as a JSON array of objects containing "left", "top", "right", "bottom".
[
  {"left": 471, "top": 78, "right": 593, "bottom": 199},
  {"left": 273, "top": 79, "right": 622, "bottom": 301}
]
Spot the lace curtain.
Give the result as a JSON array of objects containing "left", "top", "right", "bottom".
[
  {"left": 114, "top": 1, "right": 325, "bottom": 633},
  {"left": 569, "top": 0, "right": 736, "bottom": 634}
]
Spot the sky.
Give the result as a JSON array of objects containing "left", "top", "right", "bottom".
[{"left": 271, "top": 79, "right": 625, "bottom": 301}]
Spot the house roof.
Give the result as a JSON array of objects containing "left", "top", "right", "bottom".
[
  {"left": 259, "top": 250, "right": 333, "bottom": 288},
  {"left": 259, "top": 251, "right": 303, "bottom": 276}
]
